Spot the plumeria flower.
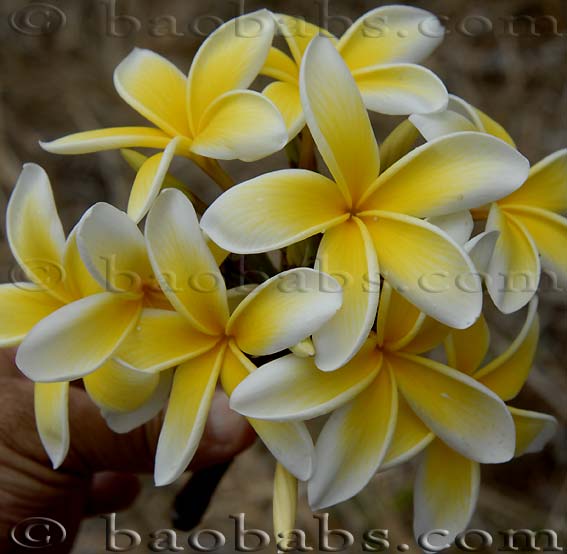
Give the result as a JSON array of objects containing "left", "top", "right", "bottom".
[
  {"left": 261, "top": 7, "right": 448, "bottom": 140},
  {"left": 1, "top": 164, "right": 169, "bottom": 467},
  {"left": 385, "top": 297, "right": 557, "bottom": 549},
  {"left": 201, "top": 37, "right": 530, "bottom": 371},
  {"left": 41, "top": 10, "right": 288, "bottom": 222},
  {"left": 115, "top": 188, "right": 343, "bottom": 485},
  {"left": 230, "top": 281, "right": 515, "bottom": 510},
  {"left": 411, "top": 96, "right": 567, "bottom": 313}
]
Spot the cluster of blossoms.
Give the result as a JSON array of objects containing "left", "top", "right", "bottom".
[{"left": 1, "top": 6, "right": 564, "bottom": 549}]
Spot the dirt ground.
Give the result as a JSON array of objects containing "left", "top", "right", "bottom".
[{"left": 0, "top": 0, "right": 565, "bottom": 552}]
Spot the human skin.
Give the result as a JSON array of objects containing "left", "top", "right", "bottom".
[{"left": 0, "top": 351, "right": 255, "bottom": 553}]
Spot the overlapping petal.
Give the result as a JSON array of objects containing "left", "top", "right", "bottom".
[
  {"left": 475, "top": 298, "right": 539, "bottom": 401},
  {"left": 509, "top": 407, "right": 558, "bottom": 457},
  {"left": 0, "top": 284, "right": 63, "bottom": 347},
  {"left": 261, "top": 47, "right": 298, "bottom": 84},
  {"left": 500, "top": 149, "right": 567, "bottom": 213},
  {"left": 410, "top": 110, "right": 477, "bottom": 141},
  {"left": 7, "top": 164, "right": 69, "bottom": 302},
  {"left": 84, "top": 359, "right": 159, "bottom": 412},
  {"left": 16, "top": 292, "right": 142, "bottom": 382},
  {"left": 230, "top": 341, "right": 382, "bottom": 420},
  {"left": 200, "top": 169, "right": 348, "bottom": 254},
  {"left": 146, "top": 189, "right": 228, "bottom": 335},
  {"left": 358, "top": 133, "right": 530, "bottom": 217},
  {"left": 382, "top": 394, "right": 433, "bottom": 470},
  {"left": 337, "top": 6, "right": 444, "bottom": 70},
  {"left": 390, "top": 352, "right": 515, "bottom": 463},
  {"left": 191, "top": 90, "right": 287, "bottom": 161},
  {"left": 154, "top": 344, "right": 226, "bottom": 486},
  {"left": 445, "top": 315, "right": 490, "bottom": 375},
  {"left": 353, "top": 63, "right": 447, "bottom": 115},
  {"left": 77, "top": 203, "right": 152, "bottom": 293},
  {"left": 227, "top": 268, "right": 342, "bottom": 356},
  {"left": 485, "top": 204, "right": 540, "bottom": 314},
  {"left": 364, "top": 212, "right": 482, "bottom": 329},
  {"left": 116, "top": 309, "right": 219, "bottom": 373},
  {"left": 413, "top": 439, "right": 480, "bottom": 548},
  {"left": 263, "top": 81, "right": 305, "bottom": 140},
  {"left": 187, "top": 10, "right": 275, "bottom": 131},
  {"left": 40, "top": 127, "right": 171, "bottom": 154},
  {"left": 313, "top": 219, "right": 380, "bottom": 370},
  {"left": 127, "top": 137, "right": 182, "bottom": 223},
  {"left": 308, "top": 364, "right": 397, "bottom": 510},
  {"left": 34, "top": 382, "right": 69, "bottom": 469},
  {"left": 379, "top": 119, "right": 420, "bottom": 171},
  {"left": 113, "top": 48, "right": 191, "bottom": 137},
  {"left": 300, "top": 37, "right": 380, "bottom": 205}
]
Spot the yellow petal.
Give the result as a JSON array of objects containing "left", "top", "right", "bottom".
[
  {"left": 83, "top": 359, "right": 159, "bottom": 412},
  {"left": 155, "top": 343, "right": 226, "bottom": 486},
  {"left": 228, "top": 268, "right": 342, "bottom": 357},
  {"left": 276, "top": 14, "right": 336, "bottom": 65},
  {"left": 485, "top": 204, "right": 540, "bottom": 314},
  {"left": 263, "top": 81, "right": 304, "bottom": 140},
  {"left": 353, "top": 63, "right": 447, "bottom": 115},
  {"left": 308, "top": 363, "right": 397, "bottom": 510},
  {"left": 410, "top": 110, "right": 478, "bottom": 141},
  {"left": 0, "top": 284, "right": 63, "bottom": 347},
  {"left": 444, "top": 314, "right": 490, "bottom": 375},
  {"left": 382, "top": 393, "right": 434, "bottom": 470},
  {"left": 500, "top": 149, "right": 567, "bottom": 213},
  {"left": 114, "top": 48, "right": 190, "bottom": 137},
  {"left": 200, "top": 169, "right": 348, "bottom": 254},
  {"left": 102, "top": 370, "right": 172, "bottom": 434},
  {"left": 7, "top": 164, "right": 69, "bottom": 303},
  {"left": 505, "top": 206, "right": 567, "bottom": 288},
  {"left": 273, "top": 463, "right": 298, "bottom": 552},
  {"left": 34, "top": 382, "right": 69, "bottom": 469},
  {"left": 229, "top": 341, "right": 382, "bottom": 420},
  {"left": 187, "top": 10, "right": 275, "bottom": 131},
  {"left": 358, "top": 133, "right": 530, "bottom": 217},
  {"left": 115, "top": 309, "right": 220, "bottom": 373},
  {"left": 475, "top": 107, "right": 516, "bottom": 147},
  {"left": 146, "top": 189, "right": 228, "bottom": 335},
  {"left": 413, "top": 439, "right": 480, "bottom": 548},
  {"left": 62, "top": 229, "right": 103, "bottom": 299},
  {"left": 364, "top": 212, "right": 482, "bottom": 329},
  {"left": 220, "top": 342, "right": 315, "bottom": 481},
  {"left": 379, "top": 119, "right": 420, "bottom": 172},
  {"left": 337, "top": 6, "right": 444, "bottom": 70},
  {"left": 77, "top": 203, "right": 152, "bottom": 294},
  {"left": 16, "top": 292, "right": 142, "bottom": 382},
  {"left": 40, "top": 127, "right": 171, "bottom": 154},
  {"left": 127, "top": 137, "right": 180, "bottom": 223},
  {"left": 191, "top": 90, "right": 287, "bottom": 162},
  {"left": 401, "top": 316, "right": 451, "bottom": 355},
  {"left": 390, "top": 352, "right": 515, "bottom": 463},
  {"left": 313, "top": 218, "right": 380, "bottom": 371},
  {"left": 300, "top": 37, "right": 380, "bottom": 206},
  {"left": 509, "top": 407, "right": 557, "bottom": 457},
  {"left": 376, "top": 280, "right": 421, "bottom": 350},
  {"left": 261, "top": 47, "right": 298, "bottom": 84},
  {"left": 475, "top": 298, "right": 539, "bottom": 401}
]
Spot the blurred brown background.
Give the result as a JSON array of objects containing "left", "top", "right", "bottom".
[{"left": 0, "top": 0, "right": 566, "bottom": 552}]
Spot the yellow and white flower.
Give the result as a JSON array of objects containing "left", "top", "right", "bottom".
[
  {"left": 41, "top": 10, "right": 288, "bottom": 222},
  {"left": 230, "top": 282, "right": 515, "bottom": 510},
  {"left": 262, "top": 7, "right": 449, "bottom": 139},
  {"left": 411, "top": 96, "right": 567, "bottom": 313},
  {"left": 201, "top": 37, "right": 530, "bottom": 371},
  {"left": 2, "top": 164, "right": 169, "bottom": 468},
  {"left": 395, "top": 298, "right": 557, "bottom": 548},
  {"left": 115, "top": 188, "right": 343, "bottom": 485}
]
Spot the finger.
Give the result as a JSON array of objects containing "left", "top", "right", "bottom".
[{"left": 85, "top": 472, "right": 141, "bottom": 515}]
